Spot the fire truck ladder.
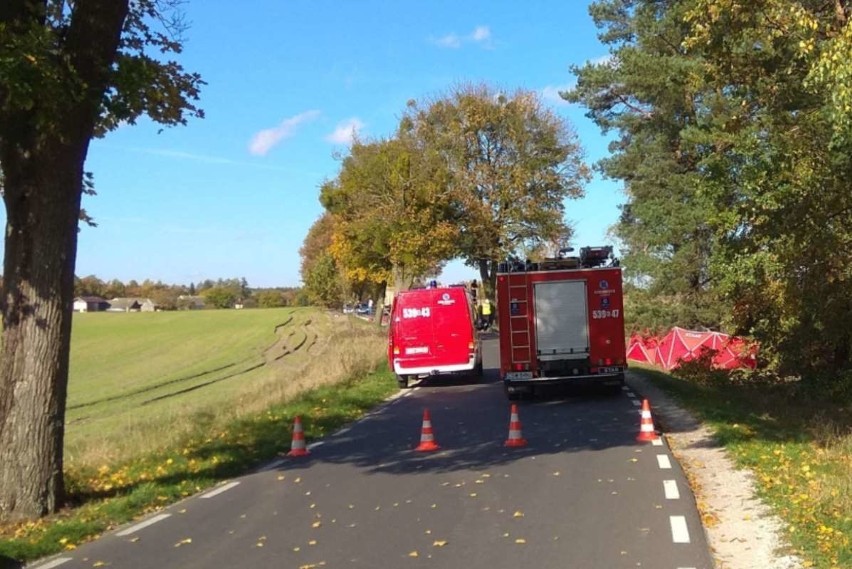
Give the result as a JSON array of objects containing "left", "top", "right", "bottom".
[{"left": 507, "top": 273, "right": 532, "bottom": 365}]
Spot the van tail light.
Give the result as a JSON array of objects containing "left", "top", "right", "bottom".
[
  {"left": 468, "top": 341, "right": 475, "bottom": 351},
  {"left": 604, "top": 358, "right": 612, "bottom": 366},
  {"left": 513, "top": 363, "right": 529, "bottom": 371},
  {"left": 393, "top": 346, "right": 400, "bottom": 355}
]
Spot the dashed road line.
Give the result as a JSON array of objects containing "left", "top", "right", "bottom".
[
  {"left": 259, "top": 458, "right": 286, "bottom": 472},
  {"left": 201, "top": 481, "right": 240, "bottom": 499},
  {"left": 657, "top": 454, "right": 672, "bottom": 469},
  {"left": 116, "top": 513, "right": 172, "bottom": 536},
  {"left": 652, "top": 437, "right": 663, "bottom": 446},
  {"left": 670, "top": 515, "right": 691, "bottom": 543},
  {"left": 30, "top": 558, "right": 72, "bottom": 569},
  {"left": 631, "top": 399, "right": 642, "bottom": 406},
  {"left": 307, "top": 441, "right": 324, "bottom": 451},
  {"left": 664, "top": 479, "right": 680, "bottom": 499}
]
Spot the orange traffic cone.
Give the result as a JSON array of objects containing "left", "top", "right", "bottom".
[
  {"left": 415, "top": 409, "right": 440, "bottom": 452},
  {"left": 504, "top": 404, "right": 528, "bottom": 447},
  {"left": 287, "top": 415, "right": 311, "bottom": 457},
  {"left": 636, "top": 399, "right": 659, "bottom": 442}
]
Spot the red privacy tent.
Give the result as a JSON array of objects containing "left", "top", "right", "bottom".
[{"left": 627, "top": 327, "right": 757, "bottom": 371}]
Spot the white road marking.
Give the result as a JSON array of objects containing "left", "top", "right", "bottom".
[
  {"left": 670, "top": 515, "right": 691, "bottom": 543},
  {"left": 116, "top": 513, "right": 172, "bottom": 536},
  {"left": 335, "top": 427, "right": 351, "bottom": 436},
  {"left": 657, "top": 454, "right": 672, "bottom": 469},
  {"left": 30, "top": 558, "right": 72, "bottom": 569},
  {"left": 307, "top": 441, "right": 324, "bottom": 450},
  {"left": 652, "top": 437, "right": 664, "bottom": 446},
  {"left": 631, "top": 399, "right": 641, "bottom": 406},
  {"left": 259, "top": 458, "right": 285, "bottom": 472},
  {"left": 622, "top": 385, "right": 630, "bottom": 391},
  {"left": 664, "top": 479, "right": 680, "bottom": 499},
  {"left": 201, "top": 481, "right": 240, "bottom": 499}
]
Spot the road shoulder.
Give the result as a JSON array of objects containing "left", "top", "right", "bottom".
[{"left": 626, "top": 371, "right": 803, "bottom": 569}]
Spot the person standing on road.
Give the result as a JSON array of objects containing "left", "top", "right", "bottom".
[{"left": 481, "top": 297, "right": 493, "bottom": 330}]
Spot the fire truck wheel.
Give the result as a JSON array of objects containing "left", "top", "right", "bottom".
[
  {"left": 504, "top": 384, "right": 520, "bottom": 401},
  {"left": 396, "top": 375, "right": 409, "bottom": 389}
]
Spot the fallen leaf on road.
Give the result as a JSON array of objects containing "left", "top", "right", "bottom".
[
  {"left": 433, "top": 540, "right": 448, "bottom": 547},
  {"left": 312, "top": 521, "right": 322, "bottom": 528},
  {"left": 513, "top": 511, "right": 524, "bottom": 518},
  {"left": 174, "top": 538, "right": 192, "bottom": 547},
  {"left": 515, "top": 538, "right": 526, "bottom": 544},
  {"left": 93, "top": 562, "right": 107, "bottom": 568},
  {"left": 309, "top": 540, "right": 317, "bottom": 545},
  {"left": 409, "top": 551, "right": 419, "bottom": 557},
  {"left": 294, "top": 477, "right": 301, "bottom": 483}
]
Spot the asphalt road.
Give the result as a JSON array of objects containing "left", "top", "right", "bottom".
[{"left": 30, "top": 337, "right": 714, "bottom": 569}]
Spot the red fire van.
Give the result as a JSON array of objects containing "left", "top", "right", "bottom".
[{"left": 387, "top": 284, "right": 483, "bottom": 388}]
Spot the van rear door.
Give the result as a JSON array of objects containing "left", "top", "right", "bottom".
[
  {"left": 392, "top": 290, "right": 437, "bottom": 369},
  {"left": 431, "top": 288, "right": 474, "bottom": 366}
]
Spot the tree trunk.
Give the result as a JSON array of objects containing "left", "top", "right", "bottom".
[
  {"left": 0, "top": 0, "right": 130, "bottom": 522},
  {"left": 0, "top": 144, "right": 84, "bottom": 521},
  {"left": 477, "top": 259, "right": 497, "bottom": 306}
]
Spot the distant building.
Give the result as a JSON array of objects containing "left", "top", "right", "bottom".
[
  {"left": 107, "top": 298, "right": 158, "bottom": 312},
  {"left": 73, "top": 296, "right": 109, "bottom": 313},
  {"left": 177, "top": 295, "right": 205, "bottom": 310}
]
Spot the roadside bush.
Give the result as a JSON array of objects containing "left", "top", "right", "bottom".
[{"left": 671, "top": 348, "right": 730, "bottom": 386}]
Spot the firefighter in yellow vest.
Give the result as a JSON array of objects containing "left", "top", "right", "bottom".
[{"left": 481, "top": 297, "right": 493, "bottom": 330}]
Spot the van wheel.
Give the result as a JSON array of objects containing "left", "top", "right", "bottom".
[
  {"left": 472, "top": 360, "right": 484, "bottom": 382},
  {"left": 396, "top": 375, "right": 409, "bottom": 389}
]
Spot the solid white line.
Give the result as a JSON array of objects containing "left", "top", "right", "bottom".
[
  {"left": 670, "top": 515, "right": 691, "bottom": 543},
  {"left": 30, "top": 558, "right": 72, "bottom": 569},
  {"left": 657, "top": 454, "right": 672, "bottom": 469},
  {"left": 116, "top": 513, "right": 171, "bottom": 536},
  {"left": 201, "top": 481, "right": 240, "bottom": 499},
  {"left": 664, "top": 479, "right": 680, "bottom": 499},
  {"left": 652, "top": 437, "right": 663, "bottom": 446},
  {"left": 335, "top": 427, "right": 351, "bottom": 436}
]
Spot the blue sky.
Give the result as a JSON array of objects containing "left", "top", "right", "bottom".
[{"left": 28, "top": 1, "right": 623, "bottom": 289}]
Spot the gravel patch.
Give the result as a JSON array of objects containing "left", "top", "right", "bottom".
[{"left": 626, "top": 371, "right": 805, "bottom": 569}]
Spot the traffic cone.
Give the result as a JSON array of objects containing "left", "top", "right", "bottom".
[
  {"left": 415, "top": 409, "right": 440, "bottom": 452},
  {"left": 287, "top": 415, "right": 311, "bottom": 457},
  {"left": 504, "top": 404, "right": 528, "bottom": 448},
  {"left": 636, "top": 399, "right": 659, "bottom": 442}
]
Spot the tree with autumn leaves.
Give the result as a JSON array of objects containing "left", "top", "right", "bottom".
[
  {"left": 303, "top": 84, "right": 590, "bottom": 305},
  {"left": 567, "top": 0, "right": 852, "bottom": 380}
]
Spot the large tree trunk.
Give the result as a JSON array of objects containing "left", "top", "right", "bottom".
[
  {"left": 0, "top": 143, "right": 84, "bottom": 520},
  {"left": 0, "top": 0, "right": 130, "bottom": 522}
]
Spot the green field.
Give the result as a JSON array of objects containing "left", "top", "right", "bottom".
[{"left": 65, "top": 307, "right": 382, "bottom": 465}]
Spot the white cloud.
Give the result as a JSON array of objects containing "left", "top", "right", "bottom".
[
  {"left": 431, "top": 25, "right": 492, "bottom": 49},
  {"left": 541, "top": 83, "right": 576, "bottom": 107},
  {"left": 326, "top": 118, "right": 365, "bottom": 145},
  {"left": 248, "top": 110, "right": 321, "bottom": 156},
  {"left": 435, "top": 33, "right": 462, "bottom": 48},
  {"left": 471, "top": 26, "right": 491, "bottom": 42}
]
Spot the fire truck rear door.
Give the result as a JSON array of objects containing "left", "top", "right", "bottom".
[{"left": 534, "top": 280, "right": 589, "bottom": 360}]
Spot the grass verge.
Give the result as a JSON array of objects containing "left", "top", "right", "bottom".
[
  {"left": 632, "top": 365, "right": 851, "bottom": 569},
  {"left": 0, "top": 350, "right": 397, "bottom": 565}
]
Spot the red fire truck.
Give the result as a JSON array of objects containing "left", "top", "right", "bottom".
[{"left": 496, "top": 246, "right": 627, "bottom": 399}]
